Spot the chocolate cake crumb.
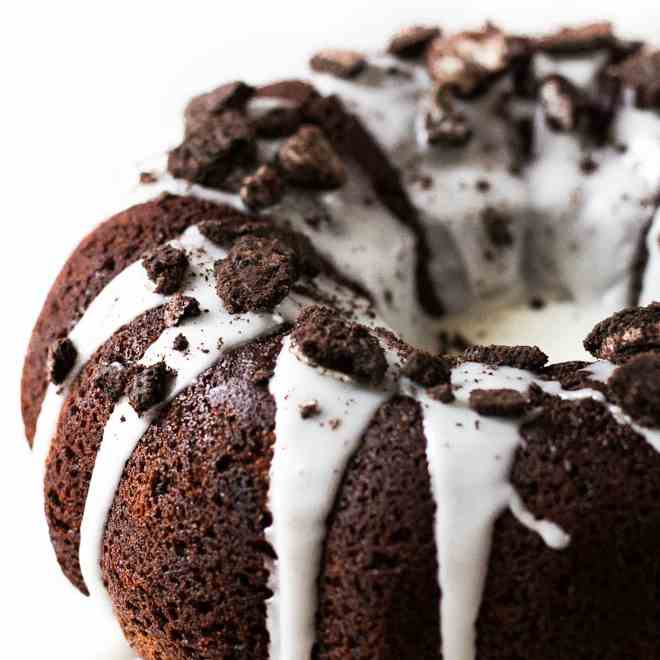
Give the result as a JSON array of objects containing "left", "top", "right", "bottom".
[
  {"left": 388, "top": 26, "right": 441, "bottom": 58},
  {"left": 239, "top": 165, "right": 285, "bottom": 210},
  {"left": 292, "top": 306, "right": 387, "bottom": 386},
  {"left": 142, "top": 244, "right": 189, "bottom": 295},
  {"left": 402, "top": 350, "right": 451, "bottom": 387},
  {"left": 47, "top": 338, "right": 77, "bottom": 385},
  {"left": 278, "top": 125, "right": 346, "bottom": 189},
  {"left": 310, "top": 49, "right": 366, "bottom": 79},
  {"left": 464, "top": 344, "right": 549, "bottom": 371},
  {"left": 584, "top": 302, "right": 660, "bottom": 362},
  {"left": 127, "top": 362, "right": 175, "bottom": 414},
  {"left": 299, "top": 400, "right": 321, "bottom": 419},
  {"left": 93, "top": 361, "right": 128, "bottom": 401},
  {"left": 252, "top": 106, "right": 302, "bottom": 138},
  {"left": 164, "top": 294, "right": 201, "bottom": 328},
  {"left": 428, "top": 382, "right": 455, "bottom": 403},
  {"left": 469, "top": 388, "right": 528, "bottom": 417},
  {"left": 214, "top": 235, "right": 299, "bottom": 313},
  {"left": 168, "top": 110, "right": 256, "bottom": 189},
  {"left": 172, "top": 334, "right": 189, "bottom": 352},
  {"left": 609, "top": 353, "right": 660, "bottom": 427},
  {"left": 482, "top": 207, "right": 514, "bottom": 247},
  {"left": 609, "top": 50, "right": 660, "bottom": 110},
  {"left": 538, "top": 22, "right": 615, "bottom": 54}
]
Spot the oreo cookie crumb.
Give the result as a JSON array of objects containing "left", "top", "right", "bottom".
[
  {"left": 584, "top": 303, "right": 660, "bottom": 363},
  {"left": 464, "top": 344, "right": 548, "bottom": 371},
  {"left": 469, "top": 388, "right": 528, "bottom": 417},
  {"left": 127, "top": 362, "right": 175, "bottom": 415},
  {"left": 278, "top": 125, "right": 346, "bottom": 189},
  {"left": 299, "top": 400, "right": 321, "bottom": 419},
  {"left": 143, "top": 245, "right": 189, "bottom": 295},
  {"left": 172, "top": 334, "right": 189, "bottom": 352},
  {"left": 164, "top": 294, "right": 201, "bottom": 328},
  {"left": 608, "top": 353, "right": 660, "bottom": 427},
  {"left": 388, "top": 26, "right": 441, "bottom": 58},
  {"left": 428, "top": 382, "right": 455, "bottom": 403},
  {"left": 402, "top": 349, "right": 451, "bottom": 387},
  {"left": 93, "top": 362, "right": 128, "bottom": 401},
  {"left": 240, "top": 165, "right": 285, "bottom": 210},
  {"left": 184, "top": 81, "right": 255, "bottom": 134},
  {"left": 198, "top": 215, "right": 273, "bottom": 248},
  {"left": 292, "top": 306, "right": 387, "bottom": 386},
  {"left": 214, "top": 235, "right": 299, "bottom": 313},
  {"left": 538, "top": 22, "right": 614, "bottom": 54},
  {"left": 310, "top": 49, "right": 366, "bottom": 79},
  {"left": 580, "top": 155, "right": 599, "bottom": 174},
  {"left": 47, "top": 338, "right": 77, "bottom": 385},
  {"left": 609, "top": 50, "right": 660, "bottom": 109},
  {"left": 328, "top": 418, "right": 342, "bottom": 430},
  {"left": 139, "top": 171, "right": 158, "bottom": 184}
]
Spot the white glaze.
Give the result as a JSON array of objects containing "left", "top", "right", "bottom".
[{"left": 266, "top": 337, "right": 391, "bottom": 660}]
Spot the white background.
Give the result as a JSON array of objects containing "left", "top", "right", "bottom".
[{"left": 2, "top": 1, "right": 660, "bottom": 657}]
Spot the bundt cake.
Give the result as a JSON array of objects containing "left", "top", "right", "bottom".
[{"left": 22, "top": 20, "right": 660, "bottom": 660}]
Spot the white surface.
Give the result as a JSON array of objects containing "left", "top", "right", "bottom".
[{"left": 3, "top": 1, "right": 660, "bottom": 658}]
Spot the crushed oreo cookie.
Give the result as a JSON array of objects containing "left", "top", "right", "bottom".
[
  {"left": 388, "top": 25, "right": 441, "bottom": 58},
  {"left": 47, "top": 338, "right": 77, "bottom": 385},
  {"left": 142, "top": 245, "right": 189, "bottom": 295},
  {"left": 93, "top": 361, "right": 128, "bottom": 401},
  {"left": 427, "top": 24, "right": 512, "bottom": 97},
  {"left": 184, "top": 81, "right": 255, "bottom": 134},
  {"left": 402, "top": 349, "right": 451, "bottom": 387},
  {"left": 310, "top": 49, "right": 366, "bottom": 79},
  {"left": 164, "top": 294, "right": 201, "bottom": 328},
  {"left": 172, "top": 334, "right": 189, "bottom": 352},
  {"left": 127, "top": 362, "right": 175, "bottom": 415},
  {"left": 584, "top": 303, "right": 660, "bottom": 363},
  {"left": 608, "top": 352, "right": 660, "bottom": 428},
  {"left": 469, "top": 388, "right": 529, "bottom": 417},
  {"left": 252, "top": 105, "right": 303, "bottom": 139},
  {"left": 463, "top": 344, "right": 549, "bottom": 371},
  {"left": 278, "top": 125, "right": 346, "bottom": 189},
  {"left": 538, "top": 22, "right": 615, "bottom": 54},
  {"left": 198, "top": 214, "right": 273, "bottom": 248},
  {"left": 239, "top": 164, "right": 285, "bottom": 210},
  {"left": 428, "top": 382, "right": 456, "bottom": 403},
  {"left": 168, "top": 110, "right": 256, "bottom": 190},
  {"left": 214, "top": 235, "right": 299, "bottom": 313},
  {"left": 299, "top": 399, "right": 321, "bottom": 419},
  {"left": 291, "top": 306, "right": 387, "bottom": 386}
]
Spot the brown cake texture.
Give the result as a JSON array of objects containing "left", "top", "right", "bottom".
[{"left": 22, "top": 19, "right": 660, "bottom": 660}]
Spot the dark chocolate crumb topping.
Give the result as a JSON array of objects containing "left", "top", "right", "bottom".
[
  {"left": 299, "top": 400, "right": 322, "bottom": 419},
  {"left": 142, "top": 244, "right": 189, "bottom": 295},
  {"left": 163, "top": 294, "right": 201, "bottom": 328},
  {"left": 172, "top": 334, "right": 189, "bottom": 352},
  {"left": 463, "top": 344, "right": 549, "bottom": 371},
  {"left": 584, "top": 302, "right": 660, "bottom": 363},
  {"left": 291, "top": 306, "right": 387, "bottom": 386},
  {"left": 93, "top": 361, "right": 128, "bottom": 401},
  {"left": 481, "top": 207, "right": 514, "bottom": 247},
  {"left": 537, "top": 22, "right": 615, "bottom": 54},
  {"left": 214, "top": 235, "right": 299, "bottom": 313},
  {"left": 184, "top": 81, "right": 255, "bottom": 135},
  {"left": 252, "top": 105, "right": 304, "bottom": 139},
  {"left": 428, "top": 382, "right": 456, "bottom": 403},
  {"left": 278, "top": 125, "right": 346, "bottom": 189},
  {"left": 239, "top": 164, "right": 285, "bottom": 210},
  {"left": 388, "top": 26, "right": 441, "bottom": 59},
  {"left": 47, "top": 338, "right": 77, "bottom": 385},
  {"left": 609, "top": 352, "right": 660, "bottom": 428},
  {"left": 127, "top": 361, "right": 175, "bottom": 415},
  {"left": 402, "top": 349, "right": 451, "bottom": 388},
  {"left": 310, "top": 49, "right": 367, "bottom": 79},
  {"left": 469, "top": 388, "right": 529, "bottom": 417}
]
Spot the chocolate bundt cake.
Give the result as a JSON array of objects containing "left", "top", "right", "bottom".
[{"left": 22, "top": 21, "right": 660, "bottom": 660}]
